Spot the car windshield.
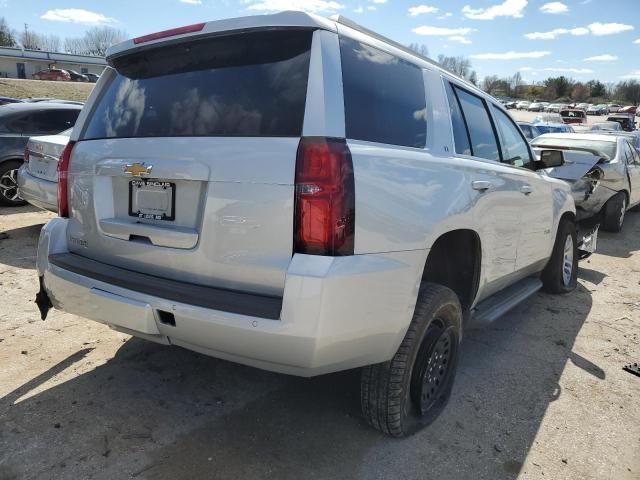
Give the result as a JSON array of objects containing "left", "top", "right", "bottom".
[
  {"left": 532, "top": 137, "right": 617, "bottom": 159},
  {"left": 591, "top": 122, "right": 621, "bottom": 131}
]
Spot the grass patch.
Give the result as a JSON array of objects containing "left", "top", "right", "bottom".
[{"left": 0, "top": 78, "right": 93, "bottom": 102}]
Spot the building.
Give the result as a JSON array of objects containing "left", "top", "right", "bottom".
[{"left": 0, "top": 47, "right": 106, "bottom": 79}]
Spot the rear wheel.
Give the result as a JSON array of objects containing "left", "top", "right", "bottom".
[
  {"left": 0, "top": 160, "right": 26, "bottom": 206},
  {"left": 602, "top": 193, "right": 626, "bottom": 232},
  {"left": 360, "top": 283, "right": 462, "bottom": 437},
  {"left": 542, "top": 219, "right": 578, "bottom": 294}
]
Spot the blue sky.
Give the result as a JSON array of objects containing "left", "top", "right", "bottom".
[{"left": 5, "top": 0, "right": 640, "bottom": 83}]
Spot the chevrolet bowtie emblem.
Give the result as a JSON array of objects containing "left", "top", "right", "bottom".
[{"left": 124, "top": 163, "right": 152, "bottom": 177}]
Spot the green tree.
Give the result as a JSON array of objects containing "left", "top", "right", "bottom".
[
  {"left": 0, "top": 17, "right": 16, "bottom": 47},
  {"left": 587, "top": 80, "right": 606, "bottom": 98}
]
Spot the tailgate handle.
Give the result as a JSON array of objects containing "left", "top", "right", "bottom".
[{"left": 99, "top": 218, "right": 198, "bottom": 249}]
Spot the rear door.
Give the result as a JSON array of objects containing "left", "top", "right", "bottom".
[
  {"left": 67, "top": 28, "right": 315, "bottom": 296},
  {"left": 623, "top": 141, "right": 640, "bottom": 206}
]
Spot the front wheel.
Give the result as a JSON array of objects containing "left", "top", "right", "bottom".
[
  {"left": 360, "top": 283, "right": 462, "bottom": 437},
  {"left": 542, "top": 219, "right": 578, "bottom": 294},
  {"left": 0, "top": 160, "right": 27, "bottom": 206},
  {"left": 602, "top": 193, "right": 626, "bottom": 232}
]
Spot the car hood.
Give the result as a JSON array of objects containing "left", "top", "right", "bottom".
[{"left": 533, "top": 148, "right": 602, "bottom": 181}]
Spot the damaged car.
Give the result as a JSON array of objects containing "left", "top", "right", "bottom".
[{"left": 532, "top": 133, "right": 640, "bottom": 232}]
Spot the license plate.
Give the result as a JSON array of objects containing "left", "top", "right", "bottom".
[{"left": 129, "top": 179, "right": 176, "bottom": 221}]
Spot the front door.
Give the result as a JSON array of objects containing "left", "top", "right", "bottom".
[{"left": 16, "top": 63, "right": 25, "bottom": 79}]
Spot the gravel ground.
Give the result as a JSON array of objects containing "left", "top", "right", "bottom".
[{"left": 1, "top": 205, "right": 639, "bottom": 480}]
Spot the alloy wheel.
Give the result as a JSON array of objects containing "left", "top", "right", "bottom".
[{"left": 0, "top": 168, "right": 21, "bottom": 202}]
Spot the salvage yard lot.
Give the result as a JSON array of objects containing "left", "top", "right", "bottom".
[{"left": 0, "top": 206, "right": 639, "bottom": 480}]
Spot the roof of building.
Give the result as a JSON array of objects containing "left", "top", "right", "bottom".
[{"left": 0, "top": 46, "right": 106, "bottom": 66}]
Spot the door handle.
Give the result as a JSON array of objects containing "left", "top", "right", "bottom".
[
  {"left": 520, "top": 185, "right": 533, "bottom": 195},
  {"left": 472, "top": 180, "right": 492, "bottom": 191}
]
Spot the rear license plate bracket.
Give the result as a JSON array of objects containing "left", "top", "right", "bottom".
[{"left": 128, "top": 179, "right": 176, "bottom": 221}]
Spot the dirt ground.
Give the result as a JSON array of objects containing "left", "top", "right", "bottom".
[
  {"left": 0, "top": 78, "right": 93, "bottom": 102},
  {"left": 0, "top": 205, "right": 639, "bottom": 480}
]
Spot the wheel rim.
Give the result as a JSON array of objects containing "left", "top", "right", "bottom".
[
  {"left": 619, "top": 198, "right": 626, "bottom": 228},
  {"left": 0, "top": 168, "right": 21, "bottom": 202},
  {"left": 412, "top": 322, "right": 456, "bottom": 415},
  {"left": 562, "top": 234, "right": 574, "bottom": 286}
]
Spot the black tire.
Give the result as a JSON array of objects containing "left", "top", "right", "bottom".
[
  {"left": 542, "top": 219, "right": 578, "bottom": 294},
  {"left": 360, "top": 282, "right": 462, "bottom": 437},
  {"left": 0, "top": 160, "right": 27, "bottom": 207},
  {"left": 601, "top": 193, "right": 627, "bottom": 232}
]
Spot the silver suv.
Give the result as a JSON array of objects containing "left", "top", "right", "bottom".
[{"left": 36, "top": 12, "right": 578, "bottom": 437}]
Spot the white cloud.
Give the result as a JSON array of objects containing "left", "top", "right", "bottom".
[
  {"left": 40, "top": 8, "right": 115, "bottom": 25},
  {"left": 246, "top": 0, "right": 344, "bottom": 13},
  {"left": 471, "top": 50, "right": 551, "bottom": 59},
  {"left": 584, "top": 54, "right": 618, "bottom": 61},
  {"left": 367, "top": 5, "right": 376, "bottom": 10},
  {"left": 462, "top": 0, "right": 527, "bottom": 20},
  {"left": 620, "top": 70, "right": 640, "bottom": 79},
  {"left": 412, "top": 26, "right": 473, "bottom": 36},
  {"left": 369, "top": 0, "right": 387, "bottom": 3},
  {"left": 542, "top": 67, "right": 593, "bottom": 74},
  {"left": 437, "top": 12, "right": 453, "bottom": 19},
  {"left": 179, "top": 0, "right": 202, "bottom": 4},
  {"left": 588, "top": 22, "right": 634, "bottom": 36},
  {"left": 408, "top": 5, "right": 438, "bottom": 16},
  {"left": 539, "top": 2, "right": 568, "bottom": 14},
  {"left": 448, "top": 35, "right": 472, "bottom": 44},
  {"left": 519, "top": 66, "right": 534, "bottom": 71},
  {"left": 354, "top": 6, "right": 364, "bottom": 13},
  {"left": 634, "top": 38, "right": 640, "bottom": 44}
]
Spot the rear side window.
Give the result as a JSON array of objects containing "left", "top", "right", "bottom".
[
  {"left": 445, "top": 82, "right": 471, "bottom": 155},
  {"left": 451, "top": 85, "right": 500, "bottom": 161},
  {"left": 25, "top": 110, "right": 79, "bottom": 135},
  {"left": 82, "top": 29, "right": 313, "bottom": 139},
  {"left": 340, "top": 37, "right": 426, "bottom": 148}
]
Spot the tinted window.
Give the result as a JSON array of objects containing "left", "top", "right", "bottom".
[
  {"left": 340, "top": 37, "right": 426, "bottom": 148},
  {"left": 493, "top": 108, "right": 533, "bottom": 168},
  {"left": 445, "top": 82, "right": 471, "bottom": 155},
  {"left": 82, "top": 30, "right": 312, "bottom": 139},
  {"left": 453, "top": 86, "right": 499, "bottom": 161},
  {"left": 26, "top": 110, "right": 79, "bottom": 135}
]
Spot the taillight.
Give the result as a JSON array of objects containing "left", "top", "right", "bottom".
[
  {"left": 57, "top": 141, "right": 75, "bottom": 218},
  {"left": 294, "top": 137, "right": 355, "bottom": 256},
  {"left": 133, "top": 22, "right": 206, "bottom": 44},
  {"left": 23, "top": 145, "right": 29, "bottom": 164}
]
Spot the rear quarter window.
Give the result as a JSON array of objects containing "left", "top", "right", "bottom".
[
  {"left": 82, "top": 29, "right": 313, "bottom": 139},
  {"left": 339, "top": 36, "right": 427, "bottom": 148}
]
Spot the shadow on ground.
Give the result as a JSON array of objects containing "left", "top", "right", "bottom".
[
  {"left": 0, "top": 223, "right": 45, "bottom": 270},
  {"left": 5, "top": 215, "right": 639, "bottom": 480}
]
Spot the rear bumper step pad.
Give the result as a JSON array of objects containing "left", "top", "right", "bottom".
[{"left": 48, "top": 253, "right": 283, "bottom": 320}]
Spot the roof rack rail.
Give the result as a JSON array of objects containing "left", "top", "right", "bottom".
[{"left": 331, "top": 15, "right": 449, "bottom": 73}]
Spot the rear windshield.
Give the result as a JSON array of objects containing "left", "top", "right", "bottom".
[
  {"left": 532, "top": 137, "right": 617, "bottom": 159},
  {"left": 82, "top": 29, "right": 313, "bottom": 140}
]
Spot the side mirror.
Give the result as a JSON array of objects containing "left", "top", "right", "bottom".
[{"left": 537, "top": 149, "right": 564, "bottom": 169}]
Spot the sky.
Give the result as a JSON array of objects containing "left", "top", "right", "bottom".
[{"left": 4, "top": 0, "right": 640, "bottom": 83}]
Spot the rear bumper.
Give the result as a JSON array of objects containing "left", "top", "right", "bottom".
[
  {"left": 17, "top": 166, "right": 57, "bottom": 212},
  {"left": 37, "top": 218, "right": 426, "bottom": 377}
]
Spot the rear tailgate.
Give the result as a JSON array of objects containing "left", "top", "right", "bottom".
[
  {"left": 67, "top": 28, "right": 315, "bottom": 296},
  {"left": 27, "top": 133, "right": 69, "bottom": 182}
]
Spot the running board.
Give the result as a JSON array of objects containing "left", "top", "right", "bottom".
[{"left": 470, "top": 277, "right": 542, "bottom": 328}]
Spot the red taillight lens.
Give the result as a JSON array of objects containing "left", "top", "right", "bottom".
[
  {"left": 133, "top": 22, "right": 206, "bottom": 44},
  {"left": 57, "top": 141, "right": 75, "bottom": 218},
  {"left": 294, "top": 137, "right": 355, "bottom": 256},
  {"left": 23, "top": 145, "right": 29, "bottom": 164}
]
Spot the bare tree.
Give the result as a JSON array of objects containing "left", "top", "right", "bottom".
[
  {"left": 511, "top": 72, "right": 523, "bottom": 98},
  {"left": 482, "top": 75, "right": 501, "bottom": 95},
  {"left": 437, "top": 54, "right": 477, "bottom": 83},
  {"left": 40, "top": 34, "right": 61, "bottom": 52},
  {"left": 20, "top": 23, "right": 41, "bottom": 50},
  {"left": 82, "top": 26, "right": 127, "bottom": 56},
  {"left": 63, "top": 37, "right": 87, "bottom": 55},
  {"left": 408, "top": 42, "right": 429, "bottom": 58}
]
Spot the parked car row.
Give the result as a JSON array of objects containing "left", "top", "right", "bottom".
[
  {"left": 4, "top": 12, "right": 638, "bottom": 438},
  {"left": 31, "top": 68, "right": 101, "bottom": 83}
]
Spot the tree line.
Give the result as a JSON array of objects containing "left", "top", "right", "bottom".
[
  {"left": 408, "top": 42, "right": 639, "bottom": 106},
  {"left": 0, "top": 16, "right": 126, "bottom": 57}
]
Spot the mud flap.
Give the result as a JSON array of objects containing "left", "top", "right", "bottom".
[
  {"left": 35, "top": 276, "right": 53, "bottom": 320},
  {"left": 577, "top": 223, "right": 599, "bottom": 259}
]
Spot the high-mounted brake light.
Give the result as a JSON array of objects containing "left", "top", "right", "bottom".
[
  {"left": 294, "top": 137, "right": 355, "bottom": 256},
  {"left": 57, "top": 141, "right": 76, "bottom": 218},
  {"left": 133, "top": 22, "right": 206, "bottom": 44}
]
